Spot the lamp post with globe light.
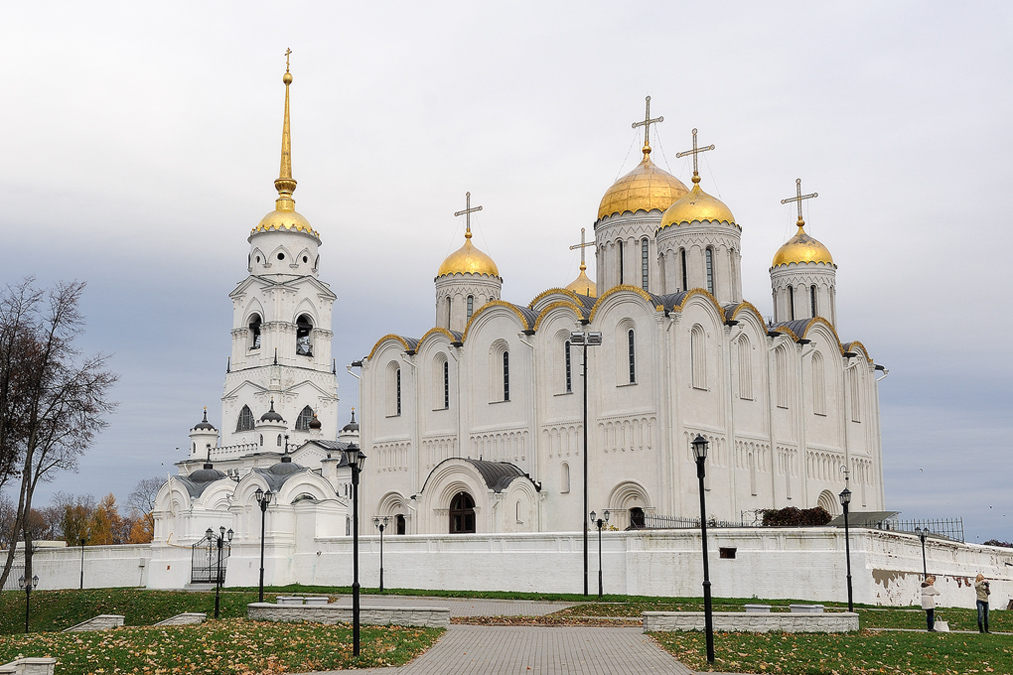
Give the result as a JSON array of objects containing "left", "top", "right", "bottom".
[
  {"left": 590, "top": 509, "right": 610, "bottom": 600},
  {"left": 374, "top": 516, "right": 389, "bottom": 592},
  {"left": 839, "top": 486, "right": 854, "bottom": 612},
  {"left": 254, "top": 487, "right": 273, "bottom": 602},
  {"left": 343, "top": 443, "right": 367, "bottom": 656}
]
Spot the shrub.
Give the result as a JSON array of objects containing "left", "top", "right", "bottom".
[
  {"left": 983, "top": 539, "right": 1013, "bottom": 548},
  {"left": 760, "top": 506, "right": 832, "bottom": 527}
]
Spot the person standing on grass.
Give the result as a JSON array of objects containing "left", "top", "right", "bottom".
[
  {"left": 921, "top": 575, "right": 941, "bottom": 632},
  {"left": 975, "top": 573, "right": 990, "bottom": 633}
]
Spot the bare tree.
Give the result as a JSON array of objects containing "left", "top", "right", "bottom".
[
  {"left": 126, "top": 477, "right": 163, "bottom": 544},
  {"left": 0, "top": 279, "right": 117, "bottom": 592}
]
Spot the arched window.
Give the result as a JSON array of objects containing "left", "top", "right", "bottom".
[
  {"left": 812, "top": 351, "right": 826, "bottom": 415},
  {"left": 787, "top": 285, "right": 795, "bottom": 320},
  {"left": 641, "top": 238, "right": 649, "bottom": 290},
  {"left": 691, "top": 325, "right": 706, "bottom": 389},
  {"left": 295, "top": 406, "right": 315, "bottom": 430},
  {"left": 467, "top": 295, "right": 474, "bottom": 321},
  {"left": 503, "top": 351, "right": 510, "bottom": 401},
  {"left": 705, "top": 248, "right": 714, "bottom": 294},
  {"left": 236, "top": 405, "right": 254, "bottom": 432},
  {"left": 443, "top": 359, "right": 450, "bottom": 410},
  {"left": 387, "top": 363, "right": 401, "bottom": 417},
  {"left": 395, "top": 514, "right": 406, "bottom": 535},
  {"left": 449, "top": 492, "right": 476, "bottom": 533},
  {"left": 276, "top": 434, "right": 282, "bottom": 447},
  {"left": 564, "top": 340, "right": 572, "bottom": 393},
  {"left": 627, "top": 329, "right": 636, "bottom": 383},
  {"left": 561, "top": 462, "right": 570, "bottom": 493},
  {"left": 737, "top": 337, "right": 752, "bottom": 400},
  {"left": 850, "top": 368, "right": 861, "bottom": 422},
  {"left": 617, "top": 240, "right": 625, "bottom": 284},
  {"left": 810, "top": 285, "right": 818, "bottom": 318},
  {"left": 259, "top": 434, "right": 263, "bottom": 446},
  {"left": 296, "top": 314, "right": 313, "bottom": 356},
  {"left": 775, "top": 347, "right": 788, "bottom": 408},
  {"left": 680, "top": 248, "right": 688, "bottom": 291},
  {"left": 445, "top": 296, "right": 451, "bottom": 329},
  {"left": 629, "top": 507, "right": 645, "bottom": 529},
  {"left": 248, "top": 315, "right": 262, "bottom": 350}
]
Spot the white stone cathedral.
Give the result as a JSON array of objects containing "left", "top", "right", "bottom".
[{"left": 360, "top": 109, "right": 886, "bottom": 535}]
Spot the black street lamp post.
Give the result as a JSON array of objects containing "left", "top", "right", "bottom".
[
  {"left": 570, "top": 329, "right": 602, "bottom": 597},
  {"left": 79, "top": 538, "right": 86, "bottom": 590},
  {"left": 914, "top": 526, "right": 929, "bottom": 580},
  {"left": 839, "top": 487, "right": 854, "bottom": 612},
  {"left": 373, "top": 516, "right": 389, "bottom": 592},
  {"left": 255, "top": 487, "right": 274, "bottom": 602},
  {"left": 207, "top": 526, "right": 234, "bottom": 619},
  {"left": 19, "top": 574, "right": 39, "bottom": 634},
  {"left": 692, "top": 434, "right": 715, "bottom": 664},
  {"left": 344, "top": 443, "right": 367, "bottom": 656},
  {"left": 589, "top": 510, "right": 610, "bottom": 600}
]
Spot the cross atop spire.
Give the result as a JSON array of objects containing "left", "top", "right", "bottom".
[
  {"left": 780, "top": 178, "right": 818, "bottom": 227},
  {"left": 631, "top": 96, "right": 664, "bottom": 158},
  {"left": 676, "top": 128, "right": 715, "bottom": 185},
  {"left": 275, "top": 48, "right": 297, "bottom": 209},
  {"left": 454, "top": 191, "right": 483, "bottom": 238},
  {"left": 569, "top": 227, "right": 596, "bottom": 272}
]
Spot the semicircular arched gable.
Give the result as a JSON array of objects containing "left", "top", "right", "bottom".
[
  {"left": 462, "top": 301, "right": 535, "bottom": 343},
  {"left": 587, "top": 285, "right": 656, "bottom": 324},
  {"left": 607, "top": 480, "right": 652, "bottom": 510},
  {"left": 368, "top": 334, "right": 417, "bottom": 360}
]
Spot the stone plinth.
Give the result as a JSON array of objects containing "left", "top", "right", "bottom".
[
  {"left": 153, "top": 612, "right": 206, "bottom": 626},
  {"left": 643, "top": 611, "right": 858, "bottom": 633},
  {"left": 62, "top": 614, "right": 125, "bottom": 632},
  {"left": 0, "top": 658, "right": 57, "bottom": 675},
  {"left": 248, "top": 602, "right": 450, "bottom": 628}
]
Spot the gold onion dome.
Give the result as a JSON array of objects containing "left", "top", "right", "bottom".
[
  {"left": 437, "top": 230, "right": 500, "bottom": 278},
  {"left": 252, "top": 59, "right": 320, "bottom": 239},
  {"left": 564, "top": 264, "right": 597, "bottom": 298},
  {"left": 597, "top": 148, "right": 688, "bottom": 221},
  {"left": 772, "top": 224, "right": 834, "bottom": 268},
  {"left": 660, "top": 174, "right": 735, "bottom": 229}
]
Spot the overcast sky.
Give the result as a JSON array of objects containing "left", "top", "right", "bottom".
[{"left": 3, "top": 2, "right": 1011, "bottom": 544}]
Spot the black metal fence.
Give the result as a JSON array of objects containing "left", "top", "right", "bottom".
[
  {"left": 642, "top": 513, "right": 753, "bottom": 530},
  {"left": 879, "top": 518, "right": 965, "bottom": 543},
  {"left": 191, "top": 535, "right": 231, "bottom": 584}
]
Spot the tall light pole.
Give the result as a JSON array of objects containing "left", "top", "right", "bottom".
[
  {"left": 374, "top": 516, "right": 389, "bottom": 592},
  {"left": 914, "top": 526, "right": 929, "bottom": 580},
  {"left": 207, "top": 526, "right": 234, "bottom": 619},
  {"left": 570, "top": 329, "right": 602, "bottom": 597},
  {"left": 255, "top": 487, "right": 274, "bottom": 602},
  {"left": 590, "top": 509, "right": 610, "bottom": 600},
  {"left": 343, "top": 443, "right": 368, "bottom": 656},
  {"left": 19, "top": 574, "right": 39, "bottom": 634},
  {"left": 79, "top": 538, "right": 86, "bottom": 590},
  {"left": 692, "top": 435, "right": 714, "bottom": 664},
  {"left": 839, "top": 487, "right": 854, "bottom": 612}
]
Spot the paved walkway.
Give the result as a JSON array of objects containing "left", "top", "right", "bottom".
[{"left": 322, "top": 625, "right": 696, "bottom": 675}]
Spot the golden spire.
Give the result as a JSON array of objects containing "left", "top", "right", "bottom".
[
  {"left": 631, "top": 95, "right": 664, "bottom": 159},
  {"left": 676, "top": 128, "right": 715, "bottom": 186},
  {"left": 780, "top": 177, "right": 818, "bottom": 227},
  {"left": 274, "top": 48, "right": 297, "bottom": 212}
]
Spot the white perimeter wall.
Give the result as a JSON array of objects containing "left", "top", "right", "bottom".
[{"left": 18, "top": 529, "right": 1013, "bottom": 609}]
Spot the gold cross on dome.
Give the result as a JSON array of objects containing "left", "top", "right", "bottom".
[
  {"left": 454, "top": 191, "right": 483, "bottom": 235},
  {"left": 780, "top": 178, "right": 818, "bottom": 226},
  {"left": 676, "top": 128, "right": 715, "bottom": 178},
  {"left": 569, "top": 227, "right": 596, "bottom": 270},
  {"left": 631, "top": 96, "right": 664, "bottom": 154},
  {"left": 285, "top": 48, "right": 292, "bottom": 72}
]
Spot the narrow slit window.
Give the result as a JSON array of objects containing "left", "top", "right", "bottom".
[
  {"left": 641, "top": 238, "right": 649, "bottom": 290},
  {"left": 564, "top": 340, "right": 572, "bottom": 393},
  {"left": 503, "top": 351, "right": 510, "bottom": 401},
  {"left": 627, "top": 329, "right": 636, "bottom": 383},
  {"left": 467, "top": 295, "right": 474, "bottom": 321},
  {"left": 810, "top": 285, "right": 818, "bottom": 318},
  {"left": 396, "top": 368, "right": 402, "bottom": 416},
  {"left": 443, "top": 360, "right": 450, "bottom": 409},
  {"left": 618, "top": 240, "right": 625, "bottom": 285},
  {"left": 680, "top": 248, "right": 688, "bottom": 291},
  {"left": 705, "top": 248, "right": 714, "bottom": 295},
  {"left": 788, "top": 285, "right": 795, "bottom": 320}
]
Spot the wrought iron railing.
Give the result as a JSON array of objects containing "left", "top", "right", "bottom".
[{"left": 191, "top": 534, "right": 231, "bottom": 584}]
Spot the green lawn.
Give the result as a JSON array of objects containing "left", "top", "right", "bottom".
[
  {"left": 653, "top": 630, "right": 1011, "bottom": 674},
  {"left": 0, "top": 619, "right": 441, "bottom": 675}
]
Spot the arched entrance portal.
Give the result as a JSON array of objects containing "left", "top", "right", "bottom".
[{"left": 449, "top": 492, "right": 476, "bottom": 533}]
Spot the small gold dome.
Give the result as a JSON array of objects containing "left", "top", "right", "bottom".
[
  {"left": 437, "top": 231, "right": 500, "bottom": 278},
  {"left": 772, "top": 225, "right": 834, "bottom": 268},
  {"left": 253, "top": 207, "right": 320, "bottom": 238},
  {"left": 564, "top": 267, "right": 597, "bottom": 298},
  {"left": 659, "top": 176, "right": 735, "bottom": 229},
  {"left": 598, "top": 151, "right": 688, "bottom": 221}
]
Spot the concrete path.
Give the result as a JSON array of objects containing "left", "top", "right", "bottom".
[{"left": 324, "top": 625, "right": 695, "bottom": 675}]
